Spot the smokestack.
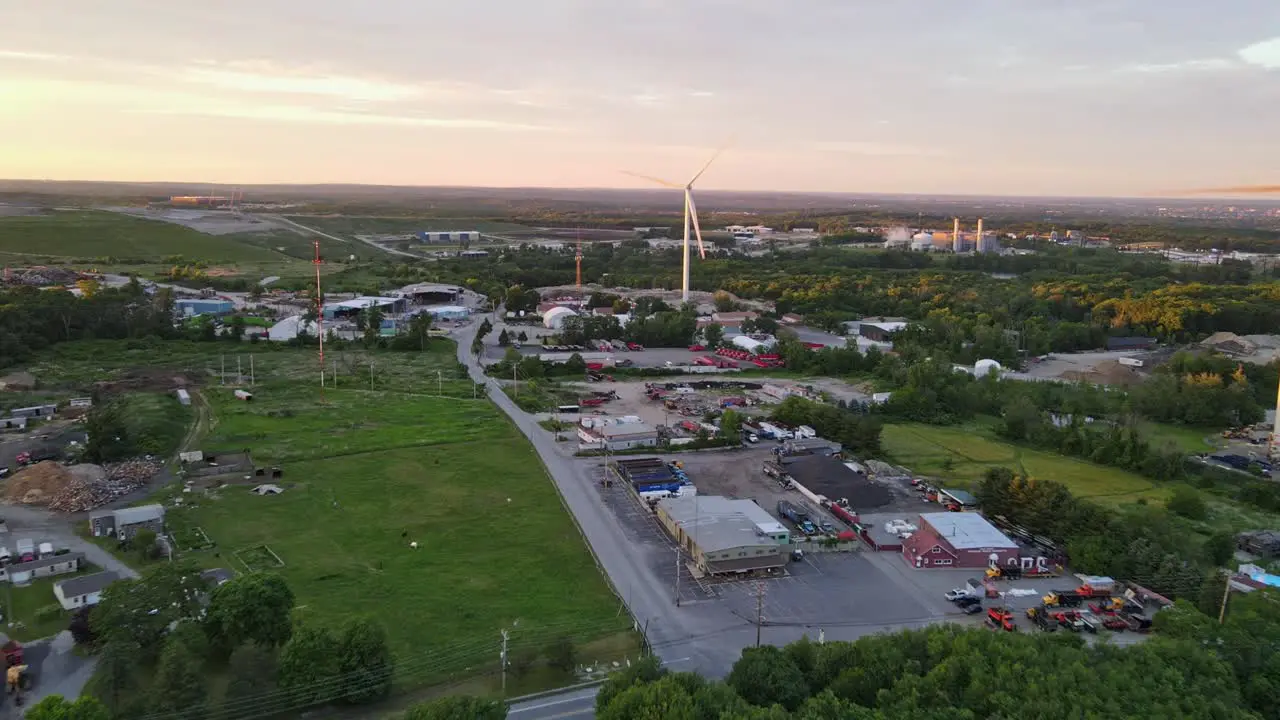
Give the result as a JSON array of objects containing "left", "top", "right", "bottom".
[
  {"left": 953, "top": 218, "right": 961, "bottom": 253},
  {"left": 976, "top": 218, "right": 984, "bottom": 252}
]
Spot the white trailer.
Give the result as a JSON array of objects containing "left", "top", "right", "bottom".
[{"left": 1118, "top": 357, "right": 1144, "bottom": 368}]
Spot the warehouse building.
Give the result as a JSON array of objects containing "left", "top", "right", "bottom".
[
  {"left": 417, "top": 230, "right": 480, "bottom": 244},
  {"left": 656, "top": 495, "right": 788, "bottom": 575},
  {"left": 902, "top": 512, "right": 1020, "bottom": 569},
  {"left": 322, "top": 296, "right": 407, "bottom": 321},
  {"left": 175, "top": 298, "right": 234, "bottom": 317},
  {"left": 578, "top": 422, "right": 658, "bottom": 451},
  {"left": 857, "top": 318, "right": 908, "bottom": 342},
  {"left": 423, "top": 305, "right": 470, "bottom": 321}
]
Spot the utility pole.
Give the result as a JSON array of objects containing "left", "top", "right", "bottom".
[
  {"left": 674, "top": 543, "right": 682, "bottom": 607},
  {"left": 249, "top": 355, "right": 255, "bottom": 387},
  {"left": 369, "top": 360, "right": 374, "bottom": 390},
  {"left": 220, "top": 355, "right": 225, "bottom": 385},
  {"left": 1219, "top": 571, "right": 1234, "bottom": 624},
  {"left": 237, "top": 356, "right": 242, "bottom": 384},
  {"left": 333, "top": 359, "right": 338, "bottom": 388},
  {"left": 500, "top": 628, "right": 510, "bottom": 695},
  {"left": 437, "top": 371, "right": 442, "bottom": 397},
  {"left": 754, "top": 581, "right": 766, "bottom": 646}
]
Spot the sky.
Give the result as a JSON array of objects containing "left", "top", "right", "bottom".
[{"left": 2, "top": 1, "right": 1279, "bottom": 196}]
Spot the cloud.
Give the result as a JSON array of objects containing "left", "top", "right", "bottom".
[
  {"left": 1119, "top": 58, "right": 1237, "bottom": 74},
  {"left": 177, "top": 66, "right": 425, "bottom": 103},
  {"left": 813, "top": 141, "right": 945, "bottom": 157},
  {"left": 1239, "top": 37, "right": 1280, "bottom": 69},
  {"left": 0, "top": 49, "right": 67, "bottom": 62},
  {"left": 134, "top": 103, "right": 549, "bottom": 131}
]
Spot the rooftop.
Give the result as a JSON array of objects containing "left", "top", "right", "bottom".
[
  {"left": 8, "top": 551, "right": 84, "bottom": 574},
  {"left": 56, "top": 570, "right": 119, "bottom": 598},
  {"left": 598, "top": 423, "right": 657, "bottom": 438},
  {"left": 114, "top": 504, "right": 165, "bottom": 526},
  {"left": 784, "top": 456, "right": 892, "bottom": 510},
  {"left": 658, "top": 496, "right": 782, "bottom": 553},
  {"left": 324, "top": 296, "right": 401, "bottom": 312},
  {"left": 941, "top": 489, "right": 979, "bottom": 505},
  {"left": 921, "top": 512, "right": 1018, "bottom": 551},
  {"left": 201, "top": 568, "right": 236, "bottom": 586},
  {"left": 663, "top": 495, "right": 788, "bottom": 536}
]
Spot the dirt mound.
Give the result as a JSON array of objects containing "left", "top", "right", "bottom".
[
  {"left": 4, "top": 461, "right": 73, "bottom": 505},
  {"left": 1060, "top": 360, "right": 1143, "bottom": 386},
  {"left": 67, "top": 463, "right": 107, "bottom": 483}
]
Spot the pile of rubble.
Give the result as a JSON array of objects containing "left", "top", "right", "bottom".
[
  {"left": 46, "top": 459, "right": 163, "bottom": 513},
  {"left": 3, "top": 461, "right": 73, "bottom": 505},
  {"left": 5, "top": 266, "right": 82, "bottom": 287}
]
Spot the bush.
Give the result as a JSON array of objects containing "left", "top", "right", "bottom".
[
  {"left": 1167, "top": 484, "right": 1208, "bottom": 520},
  {"left": 34, "top": 604, "right": 64, "bottom": 623}
]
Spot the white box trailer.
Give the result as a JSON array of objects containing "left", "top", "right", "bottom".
[{"left": 1118, "top": 357, "right": 1144, "bottom": 368}]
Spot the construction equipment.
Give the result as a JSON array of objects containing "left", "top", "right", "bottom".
[
  {"left": 1026, "top": 606, "right": 1057, "bottom": 632},
  {"left": 1089, "top": 597, "right": 1125, "bottom": 614},
  {"left": 986, "top": 607, "right": 1017, "bottom": 632},
  {"left": 985, "top": 565, "right": 1023, "bottom": 581},
  {"left": 1042, "top": 590, "right": 1083, "bottom": 608}
]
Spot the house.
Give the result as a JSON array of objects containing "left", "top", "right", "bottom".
[
  {"left": 656, "top": 495, "right": 787, "bottom": 575},
  {"left": 53, "top": 571, "right": 119, "bottom": 610},
  {"left": 901, "top": 513, "right": 1020, "bottom": 569},
  {"left": 5, "top": 552, "right": 83, "bottom": 585},
  {"left": 88, "top": 504, "right": 165, "bottom": 540}
]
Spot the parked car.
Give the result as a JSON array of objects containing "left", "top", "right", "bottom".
[
  {"left": 962, "top": 603, "right": 984, "bottom": 615},
  {"left": 944, "top": 588, "right": 972, "bottom": 602},
  {"left": 955, "top": 596, "right": 982, "bottom": 609}
]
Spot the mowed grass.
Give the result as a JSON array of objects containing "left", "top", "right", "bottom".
[
  {"left": 0, "top": 211, "right": 284, "bottom": 262},
  {"left": 93, "top": 344, "right": 634, "bottom": 684},
  {"left": 882, "top": 423, "right": 1170, "bottom": 505}
]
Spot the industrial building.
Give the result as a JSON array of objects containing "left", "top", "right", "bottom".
[
  {"left": 322, "top": 296, "right": 407, "bottom": 321},
  {"left": 416, "top": 230, "right": 480, "bottom": 244},
  {"left": 780, "top": 437, "right": 843, "bottom": 458},
  {"left": 902, "top": 512, "right": 1020, "bottom": 569},
  {"left": 731, "top": 335, "right": 773, "bottom": 354},
  {"left": 578, "top": 421, "right": 658, "bottom": 451},
  {"left": 857, "top": 318, "right": 908, "bottom": 342},
  {"left": 614, "top": 458, "right": 695, "bottom": 499},
  {"left": 267, "top": 315, "right": 317, "bottom": 342},
  {"left": 88, "top": 504, "right": 165, "bottom": 541},
  {"left": 395, "top": 283, "right": 463, "bottom": 304},
  {"left": 783, "top": 456, "right": 893, "bottom": 511},
  {"left": 423, "top": 305, "right": 470, "bottom": 321},
  {"left": 656, "top": 495, "right": 788, "bottom": 575},
  {"left": 175, "top": 298, "right": 234, "bottom": 317}
]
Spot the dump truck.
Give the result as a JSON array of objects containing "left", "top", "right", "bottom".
[
  {"left": 1042, "top": 590, "right": 1083, "bottom": 608},
  {"left": 985, "top": 566, "right": 1022, "bottom": 581},
  {"left": 986, "top": 607, "right": 1017, "bottom": 632},
  {"left": 1026, "top": 606, "right": 1057, "bottom": 632}
]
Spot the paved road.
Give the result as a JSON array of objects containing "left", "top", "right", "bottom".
[
  {"left": 507, "top": 686, "right": 599, "bottom": 720},
  {"left": 270, "top": 215, "right": 420, "bottom": 258},
  {"left": 452, "top": 315, "right": 756, "bottom": 680}
]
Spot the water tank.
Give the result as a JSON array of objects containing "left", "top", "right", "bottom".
[
  {"left": 975, "top": 359, "right": 1003, "bottom": 378},
  {"left": 910, "top": 233, "right": 933, "bottom": 251}
]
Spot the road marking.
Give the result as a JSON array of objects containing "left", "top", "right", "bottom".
[{"left": 509, "top": 694, "right": 596, "bottom": 713}]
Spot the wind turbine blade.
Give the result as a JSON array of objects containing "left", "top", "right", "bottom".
[
  {"left": 620, "top": 170, "right": 682, "bottom": 189},
  {"left": 1174, "top": 185, "right": 1280, "bottom": 194},
  {"left": 688, "top": 191, "right": 707, "bottom": 260},
  {"left": 688, "top": 146, "right": 727, "bottom": 187}
]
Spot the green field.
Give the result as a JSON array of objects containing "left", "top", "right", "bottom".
[
  {"left": 882, "top": 423, "right": 1170, "bottom": 505},
  {"left": 50, "top": 342, "right": 637, "bottom": 688},
  {"left": 0, "top": 211, "right": 286, "bottom": 263},
  {"left": 1139, "top": 421, "right": 1219, "bottom": 454},
  {"left": 4, "top": 566, "right": 98, "bottom": 642}
]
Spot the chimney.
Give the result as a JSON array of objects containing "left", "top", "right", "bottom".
[
  {"left": 953, "top": 218, "right": 961, "bottom": 253},
  {"left": 976, "top": 218, "right": 984, "bottom": 251}
]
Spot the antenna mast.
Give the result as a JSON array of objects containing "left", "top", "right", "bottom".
[
  {"left": 313, "top": 238, "right": 326, "bottom": 400},
  {"left": 575, "top": 227, "right": 583, "bottom": 293}
]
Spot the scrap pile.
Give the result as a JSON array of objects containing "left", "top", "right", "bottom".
[
  {"left": 5, "top": 266, "right": 82, "bottom": 287},
  {"left": 2, "top": 461, "right": 73, "bottom": 505},
  {"left": 45, "top": 459, "right": 161, "bottom": 512}
]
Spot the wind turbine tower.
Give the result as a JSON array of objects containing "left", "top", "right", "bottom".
[{"left": 624, "top": 148, "right": 724, "bottom": 303}]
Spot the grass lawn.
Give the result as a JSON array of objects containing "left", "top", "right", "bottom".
[
  {"left": 119, "top": 392, "right": 191, "bottom": 458},
  {"left": 1140, "top": 422, "right": 1220, "bottom": 454},
  {"left": 3, "top": 567, "right": 97, "bottom": 642},
  {"left": 882, "top": 423, "right": 1170, "bottom": 505},
  {"left": 103, "top": 343, "right": 633, "bottom": 687},
  {"left": 0, "top": 211, "right": 285, "bottom": 263}
]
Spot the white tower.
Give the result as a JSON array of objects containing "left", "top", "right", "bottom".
[{"left": 953, "top": 218, "right": 961, "bottom": 253}]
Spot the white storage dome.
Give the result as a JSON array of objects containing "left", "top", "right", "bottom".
[{"left": 975, "top": 358, "right": 1003, "bottom": 377}]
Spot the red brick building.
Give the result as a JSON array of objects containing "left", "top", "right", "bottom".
[{"left": 902, "top": 512, "right": 1020, "bottom": 569}]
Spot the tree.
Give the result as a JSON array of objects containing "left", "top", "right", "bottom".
[
  {"left": 362, "top": 304, "right": 385, "bottom": 347},
  {"left": 498, "top": 329, "right": 511, "bottom": 346},
  {"left": 719, "top": 409, "right": 744, "bottom": 439},
  {"left": 597, "top": 655, "right": 666, "bottom": 712},
  {"left": 83, "top": 398, "right": 131, "bottom": 463},
  {"left": 68, "top": 607, "right": 94, "bottom": 646},
  {"left": 131, "top": 527, "right": 158, "bottom": 562},
  {"left": 278, "top": 624, "right": 343, "bottom": 708},
  {"left": 702, "top": 322, "right": 725, "bottom": 349},
  {"left": 23, "top": 695, "right": 110, "bottom": 720},
  {"left": 1168, "top": 484, "right": 1208, "bottom": 520},
  {"left": 203, "top": 573, "right": 295, "bottom": 656},
  {"left": 726, "top": 646, "right": 808, "bottom": 711},
  {"left": 85, "top": 640, "right": 139, "bottom": 717},
  {"left": 518, "top": 330, "right": 528, "bottom": 342},
  {"left": 408, "top": 312, "right": 433, "bottom": 350},
  {"left": 713, "top": 291, "right": 737, "bottom": 312},
  {"left": 403, "top": 696, "right": 508, "bottom": 720},
  {"left": 223, "top": 643, "right": 278, "bottom": 709},
  {"left": 544, "top": 635, "right": 577, "bottom": 674},
  {"left": 150, "top": 636, "right": 208, "bottom": 720},
  {"left": 229, "top": 315, "right": 246, "bottom": 341},
  {"left": 337, "top": 618, "right": 394, "bottom": 704},
  {"left": 92, "top": 561, "right": 209, "bottom": 657}
]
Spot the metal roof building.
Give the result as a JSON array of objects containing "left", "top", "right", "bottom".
[{"left": 655, "top": 495, "right": 787, "bottom": 575}]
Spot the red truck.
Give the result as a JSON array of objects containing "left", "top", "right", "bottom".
[
  {"left": 586, "top": 363, "right": 605, "bottom": 371},
  {"left": 580, "top": 398, "right": 606, "bottom": 407},
  {"left": 688, "top": 344, "right": 705, "bottom": 351},
  {"left": 626, "top": 342, "right": 644, "bottom": 351},
  {"left": 695, "top": 356, "right": 717, "bottom": 367}
]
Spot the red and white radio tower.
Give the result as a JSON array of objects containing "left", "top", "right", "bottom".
[{"left": 313, "top": 238, "right": 326, "bottom": 400}]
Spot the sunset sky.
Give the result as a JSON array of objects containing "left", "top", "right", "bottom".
[{"left": 3, "top": 1, "right": 1279, "bottom": 196}]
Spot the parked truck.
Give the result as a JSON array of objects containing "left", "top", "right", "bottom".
[{"left": 777, "top": 501, "right": 817, "bottom": 535}]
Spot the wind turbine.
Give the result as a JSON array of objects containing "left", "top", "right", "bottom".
[{"left": 624, "top": 148, "right": 725, "bottom": 304}]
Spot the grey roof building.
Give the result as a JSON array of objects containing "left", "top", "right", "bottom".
[
  {"left": 89, "top": 504, "right": 165, "bottom": 540},
  {"left": 655, "top": 495, "right": 787, "bottom": 575},
  {"left": 54, "top": 570, "right": 120, "bottom": 609}
]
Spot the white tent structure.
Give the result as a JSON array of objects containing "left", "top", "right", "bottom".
[{"left": 543, "top": 306, "right": 578, "bottom": 329}]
